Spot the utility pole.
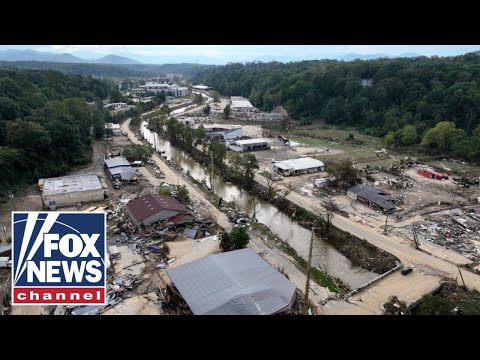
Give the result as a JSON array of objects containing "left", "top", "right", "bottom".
[
  {"left": 383, "top": 212, "right": 389, "bottom": 235},
  {"left": 0, "top": 223, "right": 6, "bottom": 242},
  {"left": 210, "top": 152, "right": 214, "bottom": 194},
  {"left": 303, "top": 227, "right": 315, "bottom": 315},
  {"left": 9, "top": 193, "right": 16, "bottom": 212},
  {"left": 412, "top": 223, "right": 420, "bottom": 249},
  {"left": 458, "top": 266, "right": 468, "bottom": 291}
]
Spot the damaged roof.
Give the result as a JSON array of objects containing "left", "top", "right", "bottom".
[
  {"left": 348, "top": 184, "right": 396, "bottom": 210},
  {"left": 126, "top": 193, "right": 188, "bottom": 222},
  {"left": 167, "top": 248, "right": 296, "bottom": 315}
]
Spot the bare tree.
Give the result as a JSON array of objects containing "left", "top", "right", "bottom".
[
  {"left": 322, "top": 196, "right": 339, "bottom": 234},
  {"left": 266, "top": 178, "right": 279, "bottom": 199},
  {"left": 282, "top": 183, "right": 294, "bottom": 198},
  {"left": 249, "top": 197, "right": 260, "bottom": 219}
]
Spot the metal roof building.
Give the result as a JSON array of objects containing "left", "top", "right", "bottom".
[
  {"left": 273, "top": 157, "right": 325, "bottom": 176},
  {"left": 126, "top": 193, "right": 189, "bottom": 227},
  {"left": 167, "top": 248, "right": 296, "bottom": 315},
  {"left": 104, "top": 157, "right": 139, "bottom": 181},
  {"left": 228, "top": 138, "right": 270, "bottom": 152},
  {"left": 230, "top": 96, "right": 255, "bottom": 112},
  {"left": 347, "top": 184, "right": 396, "bottom": 212},
  {"left": 41, "top": 174, "right": 105, "bottom": 210}
]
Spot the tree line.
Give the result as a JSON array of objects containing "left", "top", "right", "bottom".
[
  {"left": 0, "top": 68, "right": 118, "bottom": 200},
  {"left": 194, "top": 54, "right": 480, "bottom": 162}
]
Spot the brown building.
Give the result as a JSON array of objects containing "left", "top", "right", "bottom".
[{"left": 126, "top": 193, "right": 190, "bottom": 227}]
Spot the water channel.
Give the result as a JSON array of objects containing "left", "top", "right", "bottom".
[{"left": 139, "top": 116, "right": 378, "bottom": 289}]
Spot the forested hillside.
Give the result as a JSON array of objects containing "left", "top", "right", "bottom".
[
  {"left": 0, "top": 68, "right": 116, "bottom": 199},
  {"left": 195, "top": 53, "right": 480, "bottom": 161},
  {"left": 0, "top": 61, "right": 216, "bottom": 78}
]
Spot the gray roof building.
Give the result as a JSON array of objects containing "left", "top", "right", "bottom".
[
  {"left": 167, "top": 248, "right": 296, "bottom": 315},
  {"left": 347, "top": 184, "right": 396, "bottom": 211}
]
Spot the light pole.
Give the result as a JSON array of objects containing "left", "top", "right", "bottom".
[{"left": 9, "top": 192, "right": 16, "bottom": 212}]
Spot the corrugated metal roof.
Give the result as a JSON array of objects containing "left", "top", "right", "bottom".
[
  {"left": 105, "top": 157, "right": 131, "bottom": 169},
  {"left": 231, "top": 96, "right": 254, "bottom": 109},
  {"left": 348, "top": 184, "right": 396, "bottom": 210},
  {"left": 274, "top": 157, "right": 324, "bottom": 171},
  {"left": 167, "top": 248, "right": 296, "bottom": 315},
  {"left": 42, "top": 175, "right": 102, "bottom": 196},
  {"left": 126, "top": 193, "right": 188, "bottom": 222},
  {"left": 108, "top": 167, "right": 139, "bottom": 180},
  {"left": 233, "top": 138, "right": 269, "bottom": 145},
  {"left": 0, "top": 244, "right": 11, "bottom": 255}
]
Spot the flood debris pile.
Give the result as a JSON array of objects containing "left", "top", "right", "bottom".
[
  {"left": 408, "top": 210, "right": 480, "bottom": 260},
  {"left": 383, "top": 296, "right": 410, "bottom": 315}
]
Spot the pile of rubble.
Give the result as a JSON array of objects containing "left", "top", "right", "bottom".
[{"left": 412, "top": 210, "right": 480, "bottom": 260}]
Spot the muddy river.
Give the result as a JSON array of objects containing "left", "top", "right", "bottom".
[{"left": 141, "top": 122, "right": 378, "bottom": 289}]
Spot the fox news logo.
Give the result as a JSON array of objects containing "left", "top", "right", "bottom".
[{"left": 12, "top": 212, "right": 106, "bottom": 305}]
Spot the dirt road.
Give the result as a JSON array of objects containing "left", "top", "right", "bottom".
[
  {"left": 122, "top": 118, "right": 332, "bottom": 310},
  {"left": 254, "top": 173, "right": 480, "bottom": 312}
]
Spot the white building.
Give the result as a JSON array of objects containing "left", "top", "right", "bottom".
[
  {"left": 105, "top": 123, "right": 122, "bottom": 136},
  {"left": 104, "top": 102, "right": 128, "bottom": 110},
  {"left": 145, "top": 83, "right": 190, "bottom": 97},
  {"left": 192, "top": 85, "right": 212, "bottom": 91},
  {"left": 229, "top": 138, "right": 270, "bottom": 152},
  {"left": 41, "top": 174, "right": 106, "bottom": 210},
  {"left": 230, "top": 96, "right": 256, "bottom": 112},
  {"left": 273, "top": 157, "right": 325, "bottom": 176}
]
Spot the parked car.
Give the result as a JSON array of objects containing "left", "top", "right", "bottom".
[
  {"left": 401, "top": 267, "right": 413, "bottom": 275},
  {"left": 131, "top": 161, "right": 144, "bottom": 167},
  {"left": 146, "top": 160, "right": 155, "bottom": 165}
]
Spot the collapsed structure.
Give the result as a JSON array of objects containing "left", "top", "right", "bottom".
[
  {"left": 126, "top": 193, "right": 190, "bottom": 227},
  {"left": 347, "top": 184, "right": 396, "bottom": 212},
  {"left": 40, "top": 174, "right": 107, "bottom": 210},
  {"left": 273, "top": 157, "right": 325, "bottom": 176},
  {"left": 166, "top": 248, "right": 296, "bottom": 315},
  {"left": 104, "top": 123, "right": 122, "bottom": 136}
]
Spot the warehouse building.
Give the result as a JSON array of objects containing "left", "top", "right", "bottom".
[
  {"left": 273, "top": 157, "right": 325, "bottom": 176},
  {"left": 41, "top": 174, "right": 106, "bottom": 210},
  {"left": 104, "top": 157, "right": 139, "bottom": 181},
  {"left": 347, "top": 184, "right": 396, "bottom": 212},
  {"left": 192, "top": 85, "right": 212, "bottom": 90},
  {"left": 126, "top": 193, "right": 190, "bottom": 227},
  {"left": 228, "top": 138, "right": 270, "bottom": 152},
  {"left": 104, "top": 122, "right": 122, "bottom": 136},
  {"left": 230, "top": 96, "right": 256, "bottom": 112},
  {"left": 203, "top": 125, "right": 243, "bottom": 141},
  {"left": 166, "top": 248, "right": 297, "bottom": 315}
]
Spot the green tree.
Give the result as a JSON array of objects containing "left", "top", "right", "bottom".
[
  {"left": 384, "top": 131, "right": 396, "bottom": 146},
  {"left": 122, "top": 144, "right": 153, "bottom": 161},
  {"left": 416, "top": 295, "right": 454, "bottom": 315},
  {"left": 193, "top": 93, "right": 204, "bottom": 105},
  {"left": 208, "top": 142, "right": 227, "bottom": 167},
  {"left": 421, "top": 121, "right": 466, "bottom": 154},
  {"left": 193, "top": 126, "right": 206, "bottom": 147},
  {"left": 328, "top": 160, "right": 359, "bottom": 189},
  {"left": 223, "top": 104, "right": 231, "bottom": 119},
  {"left": 109, "top": 89, "right": 124, "bottom": 103},
  {"left": 211, "top": 91, "right": 220, "bottom": 103},
  {"left": 203, "top": 104, "right": 211, "bottom": 115},
  {"left": 157, "top": 185, "right": 173, "bottom": 197},
  {"left": 176, "top": 184, "right": 190, "bottom": 204},
  {"left": 399, "top": 124, "right": 418, "bottom": 145},
  {"left": 219, "top": 227, "right": 250, "bottom": 252}
]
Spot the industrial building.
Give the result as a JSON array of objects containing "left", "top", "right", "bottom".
[
  {"left": 230, "top": 96, "right": 256, "bottom": 112},
  {"left": 104, "top": 157, "right": 139, "bottom": 181},
  {"left": 104, "top": 123, "right": 122, "bottom": 136},
  {"left": 347, "top": 184, "right": 396, "bottom": 212},
  {"left": 228, "top": 138, "right": 270, "bottom": 152},
  {"left": 126, "top": 193, "right": 190, "bottom": 227},
  {"left": 166, "top": 248, "right": 297, "bottom": 315},
  {"left": 192, "top": 85, "right": 212, "bottom": 90},
  {"left": 41, "top": 174, "right": 106, "bottom": 210},
  {"left": 203, "top": 125, "right": 243, "bottom": 141},
  {"left": 273, "top": 157, "right": 325, "bottom": 176},
  {"left": 144, "top": 83, "right": 190, "bottom": 97}
]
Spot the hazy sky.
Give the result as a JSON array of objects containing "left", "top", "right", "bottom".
[{"left": 1, "top": 45, "right": 479, "bottom": 64}]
